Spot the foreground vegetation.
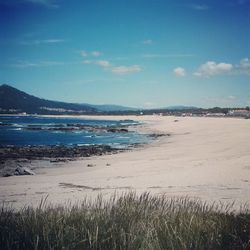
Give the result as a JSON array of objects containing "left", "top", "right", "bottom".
[{"left": 0, "top": 193, "right": 249, "bottom": 250}]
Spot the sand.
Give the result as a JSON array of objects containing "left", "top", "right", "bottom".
[{"left": 0, "top": 115, "right": 250, "bottom": 209}]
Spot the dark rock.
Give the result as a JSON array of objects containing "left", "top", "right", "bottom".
[
  {"left": 148, "top": 133, "right": 169, "bottom": 138},
  {"left": 24, "top": 123, "right": 131, "bottom": 134},
  {"left": 50, "top": 158, "right": 68, "bottom": 163},
  {"left": 0, "top": 123, "right": 12, "bottom": 126},
  {"left": 120, "top": 128, "right": 129, "bottom": 132},
  {"left": 107, "top": 128, "right": 128, "bottom": 133},
  {"left": 0, "top": 145, "right": 121, "bottom": 162}
]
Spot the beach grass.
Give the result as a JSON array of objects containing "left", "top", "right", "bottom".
[{"left": 0, "top": 192, "right": 249, "bottom": 250}]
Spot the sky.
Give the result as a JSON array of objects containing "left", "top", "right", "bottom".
[{"left": 0, "top": 0, "right": 250, "bottom": 108}]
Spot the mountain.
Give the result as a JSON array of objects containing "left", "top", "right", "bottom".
[
  {"left": 166, "top": 105, "right": 199, "bottom": 110},
  {"left": 88, "top": 104, "right": 138, "bottom": 112},
  {"left": 0, "top": 84, "right": 96, "bottom": 114},
  {"left": 0, "top": 84, "right": 137, "bottom": 114}
]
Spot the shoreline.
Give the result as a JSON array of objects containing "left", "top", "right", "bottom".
[
  {"left": 0, "top": 115, "right": 249, "bottom": 209},
  {"left": 0, "top": 117, "right": 166, "bottom": 176}
]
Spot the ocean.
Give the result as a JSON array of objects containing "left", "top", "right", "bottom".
[{"left": 0, "top": 116, "right": 150, "bottom": 148}]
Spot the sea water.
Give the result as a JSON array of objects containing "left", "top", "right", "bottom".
[{"left": 0, "top": 116, "right": 150, "bottom": 148}]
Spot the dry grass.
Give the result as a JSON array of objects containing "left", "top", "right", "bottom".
[{"left": 0, "top": 192, "right": 249, "bottom": 250}]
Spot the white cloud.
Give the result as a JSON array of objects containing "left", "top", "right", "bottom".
[
  {"left": 96, "top": 60, "right": 111, "bottom": 67},
  {"left": 194, "top": 61, "right": 233, "bottom": 77},
  {"left": 111, "top": 65, "right": 142, "bottom": 74},
  {"left": 174, "top": 67, "right": 186, "bottom": 77},
  {"left": 143, "top": 39, "right": 153, "bottom": 45},
  {"left": 91, "top": 51, "right": 101, "bottom": 57}
]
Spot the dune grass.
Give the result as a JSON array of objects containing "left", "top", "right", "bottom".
[{"left": 0, "top": 192, "right": 249, "bottom": 250}]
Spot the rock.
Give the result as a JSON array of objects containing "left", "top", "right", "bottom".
[
  {"left": 2, "top": 172, "right": 13, "bottom": 177},
  {"left": 148, "top": 133, "right": 168, "bottom": 139},
  {"left": 0, "top": 145, "right": 120, "bottom": 161},
  {"left": 107, "top": 128, "right": 129, "bottom": 133},
  {"left": 50, "top": 158, "right": 68, "bottom": 163},
  {"left": 87, "top": 164, "right": 95, "bottom": 167},
  {"left": 14, "top": 165, "right": 35, "bottom": 176},
  {"left": 120, "top": 128, "right": 129, "bottom": 132}
]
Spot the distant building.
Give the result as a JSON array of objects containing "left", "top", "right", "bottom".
[
  {"left": 228, "top": 110, "right": 250, "bottom": 117},
  {"left": 206, "top": 113, "right": 225, "bottom": 117}
]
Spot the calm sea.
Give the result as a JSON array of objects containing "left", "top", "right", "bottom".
[{"left": 0, "top": 116, "right": 150, "bottom": 148}]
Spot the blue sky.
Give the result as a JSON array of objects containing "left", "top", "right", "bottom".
[{"left": 1, "top": 0, "right": 250, "bottom": 108}]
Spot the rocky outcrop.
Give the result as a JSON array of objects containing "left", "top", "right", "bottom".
[
  {"left": 0, "top": 161, "right": 35, "bottom": 177},
  {"left": 0, "top": 145, "right": 122, "bottom": 162},
  {"left": 25, "top": 124, "right": 130, "bottom": 133}
]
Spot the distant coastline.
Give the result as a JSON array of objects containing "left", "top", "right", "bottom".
[{"left": 1, "top": 84, "right": 250, "bottom": 118}]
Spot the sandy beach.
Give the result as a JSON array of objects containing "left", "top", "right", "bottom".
[{"left": 0, "top": 115, "right": 250, "bottom": 209}]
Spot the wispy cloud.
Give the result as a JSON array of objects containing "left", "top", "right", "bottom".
[
  {"left": 96, "top": 60, "right": 111, "bottom": 67},
  {"left": 20, "top": 39, "right": 65, "bottom": 45},
  {"left": 82, "top": 60, "right": 92, "bottom": 64},
  {"left": 143, "top": 102, "right": 156, "bottom": 108},
  {"left": 5, "top": 60, "right": 73, "bottom": 68},
  {"left": 203, "top": 95, "right": 238, "bottom": 105},
  {"left": 190, "top": 4, "right": 209, "bottom": 10},
  {"left": 142, "top": 39, "right": 153, "bottom": 45},
  {"left": 81, "top": 54, "right": 142, "bottom": 75},
  {"left": 194, "top": 61, "right": 233, "bottom": 77},
  {"left": 91, "top": 51, "right": 101, "bottom": 57},
  {"left": 240, "top": 58, "right": 250, "bottom": 68},
  {"left": 143, "top": 54, "right": 195, "bottom": 59},
  {"left": 111, "top": 65, "right": 142, "bottom": 74},
  {"left": 80, "top": 50, "right": 88, "bottom": 57},
  {"left": 62, "top": 77, "right": 126, "bottom": 86},
  {"left": 174, "top": 67, "right": 186, "bottom": 77},
  {"left": 80, "top": 50, "right": 102, "bottom": 57},
  {"left": 234, "top": 58, "right": 250, "bottom": 75}
]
